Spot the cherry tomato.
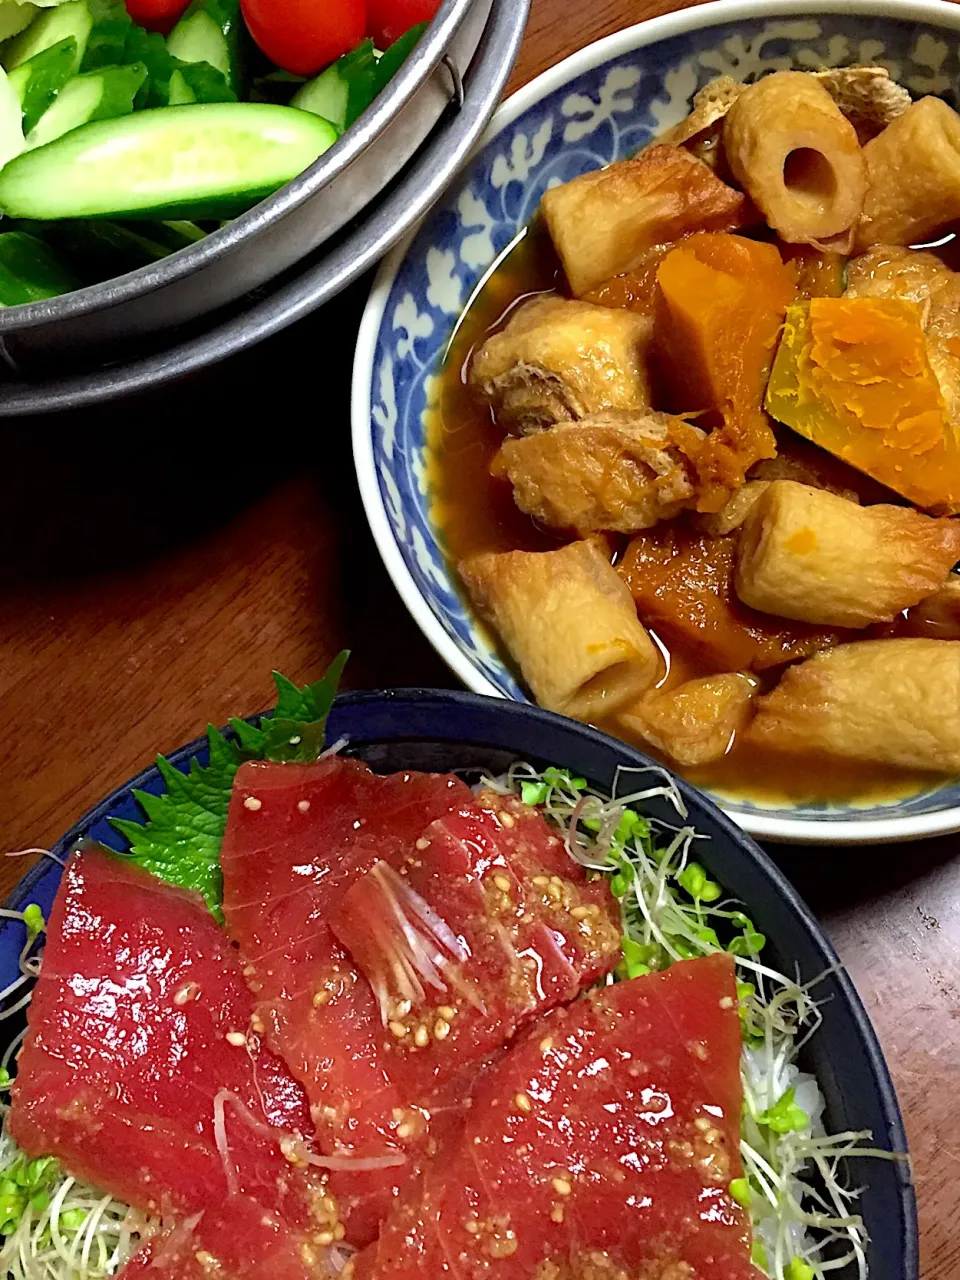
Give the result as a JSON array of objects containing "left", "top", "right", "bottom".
[
  {"left": 124, "top": 0, "right": 190, "bottom": 33},
  {"left": 241, "top": 0, "right": 367, "bottom": 76},
  {"left": 367, "top": 0, "right": 440, "bottom": 49}
]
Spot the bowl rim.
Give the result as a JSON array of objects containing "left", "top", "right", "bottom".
[
  {"left": 352, "top": 0, "right": 960, "bottom": 847},
  {"left": 0, "top": 686, "right": 919, "bottom": 1280},
  {"left": 0, "top": 0, "right": 480, "bottom": 332}
]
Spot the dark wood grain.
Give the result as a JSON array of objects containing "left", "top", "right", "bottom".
[{"left": 0, "top": 2, "right": 955, "bottom": 1276}]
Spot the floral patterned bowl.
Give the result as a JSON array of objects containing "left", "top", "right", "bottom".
[{"left": 352, "top": 0, "right": 960, "bottom": 845}]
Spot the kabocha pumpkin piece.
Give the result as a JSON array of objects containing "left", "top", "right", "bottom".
[
  {"left": 845, "top": 244, "right": 960, "bottom": 427},
  {"left": 655, "top": 232, "right": 798, "bottom": 511},
  {"left": 618, "top": 672, "right": 760, "bottom": 767},
  {"left": 491, "top": 409, "right": 706, "bottom": 535},
  {"left": 747, "top": 639, "right": 960, "bottom": 772},
  {"left": 734, "top": 480, "right": 960, "bottom": 628},
  {"left": 857, "top": 97, "right": 960, "bottom": 249},
  {"left": 540, "top": 144, "right": 753, "bottom": 297},
  {"left": 583, "top": 241, "right": 678, "bottom": 320},
  {"left": 617, "top": 522, "right": 845, "bottom": 672},
  {"left": 469, "top": 296, "right": 652, "bottom": 435},
  {"left": 765, "top": 296, "right": 960, "bottom": 513}
]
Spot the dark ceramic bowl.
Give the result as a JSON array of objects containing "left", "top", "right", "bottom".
[{"left": 0, "top": 690, "right": 917, "bottom": 1279}]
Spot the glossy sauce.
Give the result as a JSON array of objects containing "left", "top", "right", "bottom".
[{"left": 430, "top": 221, "right": 952, "bottom": 809}]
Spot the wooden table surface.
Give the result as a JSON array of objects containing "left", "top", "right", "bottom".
[{"left": 0, "top": 0, "right": 956, "bottom": 1275}]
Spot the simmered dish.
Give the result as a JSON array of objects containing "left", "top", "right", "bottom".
[
  {"left": 0, "top": 664, "right": 890, "bottom": 1280},
  {"left": 435, "top": 66, "right": 960, "bottom": 808}
]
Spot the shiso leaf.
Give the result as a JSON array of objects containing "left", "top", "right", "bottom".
[{"left": 109, "top": 652, "right": 349, "bottom": 917}]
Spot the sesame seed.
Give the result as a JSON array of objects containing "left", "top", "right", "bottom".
[
  {"left": 389, "top": 1021, "right": 408, "bottom": 1039},
  {"left": 498, "top": 811, "right": 516, "bottom": 828},
  {"left": 288, "top": 735, "right": 302, "bottom": 746},
  {"left": 719, "top": 995, "right": 735, "bottom": 1009},
  {"left": 437, "top": 1005, "right": 456, "bottom": 1021},
  {"left": 434, "top": 1019, "right": 451, "bottom": 1041},
  {"left": 226, "top": 1031, "right": 246, "bottom": 1047},
  {"left": 414, "top": 1025, "right": 429, "bottom": 1048},
  {"left": 243, "top": 796, "right": 262, "bottom": 811},
  {"left": 514, "top": 1092, "right": 532, "bottom": 1113},
  {"left": 298, "top": 800, "right": 311, "bottom": 813},
  {"left": 551, "top": 1177, "right": 572, "bottom": 1196},
  {"left": 415, "top": 837, "right": 430, "bottom": 850},
  {"left": 493, "top": 874, "right": 512, "bottom": 893}
]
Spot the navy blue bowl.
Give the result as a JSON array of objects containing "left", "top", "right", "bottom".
[{"left": 1, "top": 689, "right": 917, "bottom": 1278}]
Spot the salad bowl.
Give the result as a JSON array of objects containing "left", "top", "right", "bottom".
[
  {"left": 0, "top": 0, "right": 519, "bottom": 369},
  {"left": 0, "top": 0, "right": 526, "bottom": 411},
  {"left": 0, "top": 689, "right": 916, "bottom": 1280},
  {"left": 352, "top": 0, "right": 960, "bottom": 846}
]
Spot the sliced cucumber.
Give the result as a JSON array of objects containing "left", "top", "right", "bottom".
[
  {"left": 26, "top": 60, "right": 146, "bottom": 149},
  {"left": 0, "top": 229, "right": 78, "bottom": 302},
  {"left": 0, "top": 102, "right": 339, "bottom": 220},
  {"left": 0, "top": 64, "right": 24, "bottom": 169},
  {"left": 18, "top": 216, "right": 205, "bottom": 280},
  {"left": 292, "top": 38, "right": 375, "bottom": 134},
  {"left": 3, "top": 0, "right": 91, "bottom": 71},
  {"left": 0, "top": 3, "right": 39, "bottom": 44},
  {"left": 167, "top": 0, "right": 240, "bottom": 92},
  {"left": 8, "top": 36, "right": 78, "bottom": 133}
]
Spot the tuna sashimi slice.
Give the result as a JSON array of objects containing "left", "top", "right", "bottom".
[
  {"left": 220, "top": 757, "right": 476, "bottom": 1242},
  {"left": 352, "top": 955, "right": 761, "bottom": 1280},
  {"left": 10, "top": 848, "right": 334, "bottom": 1280},
  {"left": 221, "top": 765, "right": 622, "bottom": 1248},
  {"left": 331, "top": 787, "right": 622, "bottom": 1116}
]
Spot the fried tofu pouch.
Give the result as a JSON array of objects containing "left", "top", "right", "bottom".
[
  {"left": 735, "top": 481, "right": 960, "bottom": 628},
  {"left": 723, "top": 71, "right": 867, "bottom": 251},
  {"left": 491, "top": 410, "right": 706, "bottom": 535},
  {"left": 459, "top": 541, "right": 660, "bottom": 720},
  {"left": 470, "top": 297, "right": 652, "bottom": 434},
  {"left": 540, "top": 144, "right": 752, "bottom": 297},
  {"left": 618, "top": 673, "right": 759, "bottom": 767},
  {"left": 857, "top": 97, "right": 960, "bottom": 249},
  {"left": 748, "top": 639, "right": 960, "bottom": 772}
]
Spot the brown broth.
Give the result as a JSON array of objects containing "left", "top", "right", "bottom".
[{"left": 428, "top": 223, "right": 953, "bottom": 810}]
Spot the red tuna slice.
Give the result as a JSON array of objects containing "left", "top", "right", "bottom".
[
  {"left": 351, "top": 954, "right": 760, "bottom": 1280},
  {"left": 220, "top": 756, "right": 475, "bottom": 1243},
  {"left": 331, "top": 788, "right": 622, "bottom": 1117},
  {"left": 10, "top": 847, "right": 335, "bottom": 1280}
]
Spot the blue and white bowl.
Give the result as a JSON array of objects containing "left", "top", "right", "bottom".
[{"left": 352, "top": 0, "right": 960, "bottom": 846}]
